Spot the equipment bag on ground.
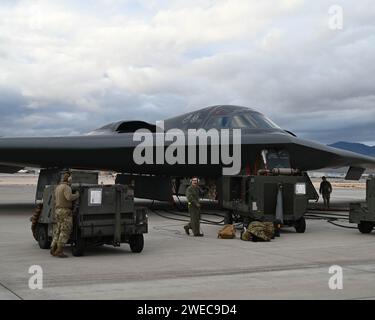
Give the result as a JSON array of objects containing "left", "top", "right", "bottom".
[{"left": 218, "top": 224, "right": 236, "bottom": 239}]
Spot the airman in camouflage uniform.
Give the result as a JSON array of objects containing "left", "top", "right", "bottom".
[
  {"left": 319, "top": 176, "right": 332, "bottom": 209},
  {"left": 248, "top": 221, "right": 270, "bottom": 241},
  {"left": 263, "top": 222, "right": 275, "bottom": 239},
  {"left": 184, "top": 177, "right": 203, "bottom": 237},
  {"left": 241, "top": 221, "right": 272, "bottom": 242},
  {"left": 50, "top": 172, "right": 79, "bottom": 258}
]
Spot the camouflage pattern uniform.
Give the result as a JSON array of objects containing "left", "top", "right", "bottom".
[
  {"left": 51, "top": 181, "right": 79, "bottom": 257},
  {"left": 248, "top": 221, "right": 270, "bottom": 241},
  {"left": 241, "top": 229, "right": 252, "bottom": 241},
  {"left": 241, "top": 221, "right": 271, "bottom": 242},
  {"left": 53, "top": 208, "right": 73, "bottom": 246},
  {"left": 263, "top": 222, "right": 275, "bottom": 239},
  {"left": 184, "top": 185, "right": 201, "bottom": 236}
]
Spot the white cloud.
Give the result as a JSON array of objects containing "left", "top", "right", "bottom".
[{"left": 0, "top": 0, "right": 373, "bottom": 145}]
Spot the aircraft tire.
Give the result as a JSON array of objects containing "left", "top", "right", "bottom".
[
  {"left": 129, "top": 234, "right": 144, "bottom": 253},
  {"left": 358, "top": 221, "right": 374, "bottom": 234},
  {"left": 37, "top": 224, "right": 51, "bottom": 249},
  {"left": 71, "top": 233, "right": 85, "bottom": 256},
  {"left": 294, "top": 217, "right": 306, "bottom": 233}
]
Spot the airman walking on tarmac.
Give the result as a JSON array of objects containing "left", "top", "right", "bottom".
[
  {"left": 50, "top": 172, "right": 80, "bottom": 258},
  {"left": 319, "top": 176, "right": 332, "bottom": 209},
  {"left": 184, "top": 177, "right": 203, "bottom": 237}
]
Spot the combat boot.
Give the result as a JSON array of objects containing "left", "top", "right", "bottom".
[
  {"left": 50, "top": 242, "right": 57, "bottom": 256},
  {"left": 54, "top": 244, "right": 68, "bottom": 258}
]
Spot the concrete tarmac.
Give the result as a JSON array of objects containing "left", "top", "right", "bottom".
[{"left": 1, "top": 185, "right": 375, "bottom": 300}]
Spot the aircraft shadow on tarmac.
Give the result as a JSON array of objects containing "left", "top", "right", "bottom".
[
  {"left": 0, "top": 203, "right": 35, "bottom": 215},
  {"left": 61, "top": 245, "right": 142, "bottom": 257}
]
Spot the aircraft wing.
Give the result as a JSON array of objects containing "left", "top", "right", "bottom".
[
  {"left": 288, "top": 137, "right": 375, "bottom": 171},
  {"left": 0, "top": 135, "right": 139, "bottom": 172},
  {"left": 241, "top": 133, "right": 375, "bottom": 179},
  {"left": 0, "top": 132, "right": 374, "bottom": 179}
]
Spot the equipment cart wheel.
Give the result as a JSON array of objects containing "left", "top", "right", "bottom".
[
  {"left": 224, "top": 212, "right": 233, "bottom": 225},
  {"left": 358, "top": 221, "right": 374, "bottom": 234},
  {"left": 129, "top": 234, "right": 144, "bottom": 253},
  {"left": 37, "top": 224, "right": 51, "bottom": 249},
  {"left": 72, "top": 234, "right": 85, "bottom": 257},
  {"left": 294, "top": 217, "right": 306, "bottom": 233}
]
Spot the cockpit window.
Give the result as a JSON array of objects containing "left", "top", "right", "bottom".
[
  {"left": 250, "top": 113, "right": 280, "bottom": 129},
  {"left": 204, "top": 116, "right": 230, "bottom": 128},
  {"left": 204, "top": 112, "right": 281, "bottom": 129}
]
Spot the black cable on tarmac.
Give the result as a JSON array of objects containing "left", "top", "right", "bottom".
[
  {"left": 305, "top": 213, "right": 358, "bottom": 229},
  {"left": 149, "top": 208, "right": 225, "bottom": 225}
]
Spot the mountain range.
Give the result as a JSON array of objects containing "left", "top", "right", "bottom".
[{"left": 329, "top": 142, "right": 375, "bottom": 157}]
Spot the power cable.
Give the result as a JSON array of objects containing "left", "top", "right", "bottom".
[
  {"left": 150, "top": 209, "right": 225, "bottom": 225},
  {"left": 305, "top": 213, "right": 358, "bottom": 229},
  {"left": 327, "top": 220, "right": 358, "bottom": 229}
]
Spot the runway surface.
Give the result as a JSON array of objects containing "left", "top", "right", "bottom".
[{"left": 1, "top": 184, "right": 375, "bottom": 300}]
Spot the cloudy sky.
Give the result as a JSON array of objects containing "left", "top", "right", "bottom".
[{"left": 0, "top": 0, "right": 374, "bottom": 145}]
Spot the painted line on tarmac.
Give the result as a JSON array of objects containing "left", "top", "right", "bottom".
[{"left": 0, "top": 281, "right": 23, "bottom": 300}]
